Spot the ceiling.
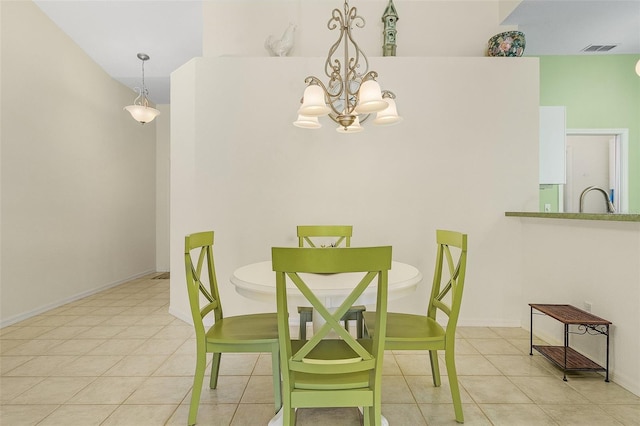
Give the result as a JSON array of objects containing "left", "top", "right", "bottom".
[{"left": 33, "top": 1, "right": 640, "bottom": 105}]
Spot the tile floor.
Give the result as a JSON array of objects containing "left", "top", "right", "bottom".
[{"left": 1, "top": 274, "right": 639, "bottom": 425}]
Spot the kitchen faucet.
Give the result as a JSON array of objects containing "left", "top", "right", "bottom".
[{"left": 579, "top": 186, "right": 616, "bottom": 213}]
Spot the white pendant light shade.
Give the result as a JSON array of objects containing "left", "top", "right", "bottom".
[
  {"left": 298, "top": 85, "right": 331, "bottom": 116},
  {"left": 293, "top": 114, "right": 321, "bottom": 129},
  {"left": 125, "top": 105, "right": 161, "bottom": 124},
  {"left": 356, "top": 80, "right": 388, "bottom": 113},
  {"left": 372, "top": 98, "right": 403, "bottom": 126},
  {"left": 336, "top": 116, "right": 363, "bottom": 133},
  {"left": 636, "top": 59, "right": 640, "bottom": 77}
]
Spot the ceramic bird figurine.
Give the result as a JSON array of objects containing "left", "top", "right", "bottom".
[{"left": 265, "top": 23, "right": 296, "bottom": 57}]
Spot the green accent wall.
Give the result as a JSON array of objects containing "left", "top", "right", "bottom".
[{"left": 539, "top": 54, "right": 640, "bottom": 213}]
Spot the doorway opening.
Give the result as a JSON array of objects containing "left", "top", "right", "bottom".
[{"left": 563, "top": 129, "right": 628, "bottom": 213}]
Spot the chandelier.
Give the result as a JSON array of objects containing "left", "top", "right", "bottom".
[
  {"left": 293, "top": 0, "right": 402, "bottom": 133},
  {"left": 124, "top": 53, "right": 160, "bottom": 125}
]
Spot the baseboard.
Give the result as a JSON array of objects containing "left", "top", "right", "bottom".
[{"left": 0, "top": 269, "right": 155, "bottom": 328}]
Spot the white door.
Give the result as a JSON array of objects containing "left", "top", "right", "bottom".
[{"left": 564, "top": 134, "right": 612, "bottom": 213}]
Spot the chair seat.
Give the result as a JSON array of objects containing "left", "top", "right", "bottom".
[
  {"left": 362, "top": 311, "right": 445, "bottom": 344},
  {"left": 206, "top": 313, "right": 278, "bottom": 343}
]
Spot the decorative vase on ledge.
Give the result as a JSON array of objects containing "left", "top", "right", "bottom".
[{"left": 487, "top": 31, "right": 525, "bottom": 57}]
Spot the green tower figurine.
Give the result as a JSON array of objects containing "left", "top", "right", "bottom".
[{"left": 382, "top": 0, "right": 398, "bottom": 56}]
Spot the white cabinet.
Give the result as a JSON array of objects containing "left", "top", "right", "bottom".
[{"left": 539, "top": 106, "right": 566, "bottom": 184}]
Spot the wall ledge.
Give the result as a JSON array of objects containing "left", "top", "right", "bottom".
[{"left": 505, "top": 212, "right": 640, "bottom": 222}]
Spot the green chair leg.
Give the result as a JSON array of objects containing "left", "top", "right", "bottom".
[
  {"left": 209, "top": 352, "right": 221, "bottom": 388},
  {"left": 188, "top": 348, "right": 207, "bottom": 426},
  {"left": 445, "top": 350, "right": 464, "bottom": 423},
  {"left": 271, "top": 344, "right": 282, "bottom": 412},
  {"left": 429, "top": 350, "right": 441, "bottom": 387}
]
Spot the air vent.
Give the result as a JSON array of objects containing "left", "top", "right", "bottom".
[{"left": 582, "top": 44, "right": 618, "bottom": 52}]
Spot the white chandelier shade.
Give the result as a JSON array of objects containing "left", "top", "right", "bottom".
[
  {"left": 125, "top": 53, "right": 160, "bottom": 125},
  {"left": 373, "top": 96, "right": 403, "bottom": 126},
  {"left": 293, "top": 114, "right": 322, "bottom": 129},
  {"left": 355, "top": 80, "right": 388, "bottom": 114},
  {"left": 298, "top": 85, "right": 332, "bottom": 117},
  {"left": 125, "top": 104, "right": 161, "bottom": 125}
]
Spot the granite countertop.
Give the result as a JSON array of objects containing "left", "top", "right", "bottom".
[{"left": 505, "top": 212, "right": 640, "bottom": 222}]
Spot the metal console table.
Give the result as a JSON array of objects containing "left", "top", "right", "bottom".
[{"left": 529, "top": 304, "right": 611, "bottom": 382}]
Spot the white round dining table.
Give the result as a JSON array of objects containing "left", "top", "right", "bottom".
[{"left": 230, "top": 260, "right": 423, "bottom": 308}]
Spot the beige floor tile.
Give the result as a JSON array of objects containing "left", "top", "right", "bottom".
[
  {"left": 1, "top": 326, "right": 54, "bottom": 340},
  {"left": 46, "top": 338, "right": 106, "bottom": 355},
  {"left": 153, "top": 353, "right": 199, "bottom": 376},
  {"left": 600, "top": 404, "right": 640, "bottom": 425},
  {"left": 481, "top": 403, "right": 557, "bottom": 425},
  {"left": 511, "top": 376, "right": 593, "bottom": 405},
  {"left": 4, "top": 355, "right": 75, "bottom": 376},
  {"left": 54, "top": 355, "right": 123, "bottom": 376},
  {"left": 457, "top": 327, "right": 501, "bottom": 339},
  {"left": 132, "top": 337, "right": 189, "bottom": 355},
  {"left": 0, "top": 376, "right": 44, "bottom": 402},
  {"left": 29, "top": 315, "right": 80, "bottom": 327},
  {"left": 191, "top": 375, "right": 250, "bottom": 405},
  {"left": 101, "top": 314, "right": 146, "bottom": 325},
  {"left": 114, "top": 325, "right": 164, "bottom": 338},
  {"left": 419, "top": 402, "right": 491, "bottom": 425},
  {"left": 394, "top": 353, "right": 436, "bottom": 376},
  {"left": 76, "top": 325, "right": 128, "bottom": 339},
  {"left": 218, "top": 353, "right": 260, "bottom": 375},
  {"left": 467, "top": 338, "right": 522, "bottom": 355},
  {"left": 0, "top": 404, "right": 58, "bottom": 426},
  {"left": 37, "top": 404, "right": 117, "bottom": 425},
  {"left": 541, "top": 404, "right": 624, "bottom": 425},
  {"left": 65, "top": 316, "right": 110, "bottom": 327},
  {"left": 0, "top": 339, "right": 27, "bottom": 353},
  {"left": 381, "top": 403, "right": 427, "bottom": 425},
  {"left": 381, "top": 375, "right": 415, "bottom": 403},
  {"left": 3, "top": 339, "right": 63, "bottom": 356},
  {"left": 253, "top": 352, "right": 277, "bottom": 375},
  {"left": 103, "top": 354, "right": 169, "bottom": 376},
  {"left": 35, "top": 326, "right": 93, "bottom": 340},
  {"left": 0, "top": 355, "right": 33, "bottom": 374},
  {"left": 232, "top": 403, "right": 282, "bottom": 425},
  {"left": 167, "top": 403, "right": 237, "bottom": 426},
  {"left": 11, "top": 376, "right": 95, "bottom": 404},
  {"left": 456, "top": 338, "right": 481, "bottom": 355},
  {"left": 459, "top": 376, "right": 532, "bottom": 403},
  {"left": 240, "top": 375, "right": 276, "bottom": 404},
  {"left": 100, "top": 404, "right": 178, "bottom": 426},
  {"left": 485, "top": 354, "right": 559, "bottom": 377},
  {"left": 405, "top": 375, "right": 474, "bottom": 404},
  {"left": 455, "top": 354, "right": 503, "bottom": 376},
  {"left": 125, "top": 376, "right": 193, "bottom": 404},
  {"left": 151, "top": 323, "right": 195, "bottom": 339},
  {"left": 69, "top": 376, "right": 145, "bottom": 404},
  {"left": 566, "top": 376, "right": 640, "bottom": 404},
  {"left": 381, "top": 351, "right": 403, "bottom": 376},
  {"left": 490, "top": 327, "right": 532, "bottom": 339},
  {"left": 87, "top": 338, "right": 146, "bottom": 355}
]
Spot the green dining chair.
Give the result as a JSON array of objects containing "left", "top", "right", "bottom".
[
  {"left": 185, "top": 231, "right": 281, "bottom": 426},
  {"left": 363, "top": 230, "right": 468, "bottom": 423},
  {"left": 296, "top": 225, "right": 366, "bottom": 339},
  {"left": 272, "top": 246, "right": 392, "bottom": 426}
]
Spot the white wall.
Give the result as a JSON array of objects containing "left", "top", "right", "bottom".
[
  {"left": 517, "top": 219, "right": 640, "bottom": 396},
  {"left": 0, "top": 1, "right": 157, "bottom": 325},
  {"left": 169, "top": 56, "right": 540, "bottom": 326},
  {"left": 156, "top": 104, "right": 171, "bottom": 272}
]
